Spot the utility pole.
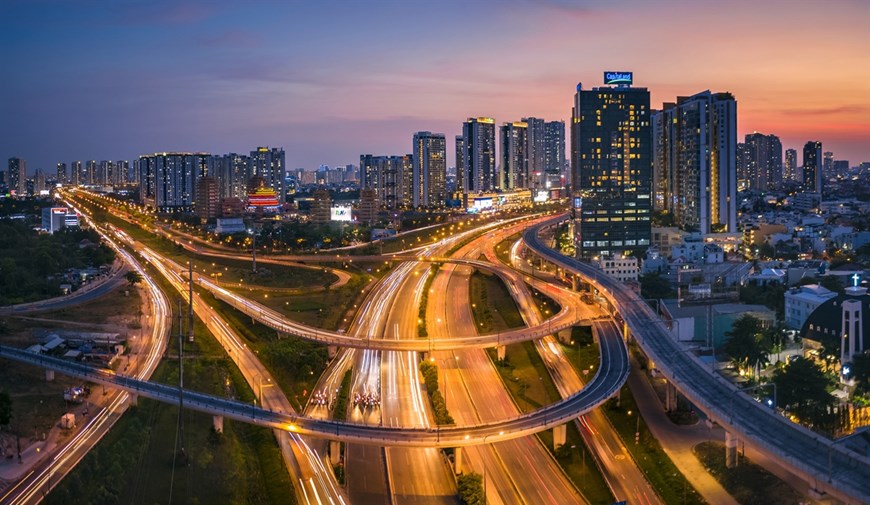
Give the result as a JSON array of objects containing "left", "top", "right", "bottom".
[
  {"left": 251, "top": 231, "right": 257, "bottom": 274},
  {"left": 188, "top": 261, "right": 194, "bottom": 343},
  {"left": 177, "top": 299, "right": 187, "bottom": 463}
]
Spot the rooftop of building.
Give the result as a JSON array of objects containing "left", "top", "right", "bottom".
[{"left": 801, "top": 287, "right": 870, "bottom": 352}]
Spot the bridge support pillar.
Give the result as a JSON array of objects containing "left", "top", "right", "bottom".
[
  {"left": 129, "top": 394, "right": 138, "bottom": 406},
  {"left": 328, "top": 345, "right": 337, "bottom": 359},
  {"left": 571, "top": 276, "right": 577, "bottom": 291},
  {"left": 496, "top": 346, "right": 506, "bottom": 362},
  {"left": 45, "top": 370, "right": 55, "bottom": 382},
  {"left": 329, "top": 440, "right": 342, "bottom": 466},
  {"left": 213, "top": 415, "right": 224, "bottom": 434},
  {"left": 553, "top": 424, "right": 567, "bottom": 450},
  {"left": 665, "top": 381, "right": 677, "bottom": 412},
  {"left": 622, "top": 321, "right": 630, "bottom": 342},
  {"left": 725, "top": 431, "right": 738, "bottom": 468},
  {"left": 453, "top": 447, "right": 463, "bottom": 474}
]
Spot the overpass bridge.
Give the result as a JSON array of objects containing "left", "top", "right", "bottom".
[
  {"left": 522, "top": 214, "right": 870, "bottom": 505},
  {"left": 147, "top": 250, "right": 587, "bottom": 352},
  {"left": 0, "top": 318, "right": 627, "bottom": 447}
]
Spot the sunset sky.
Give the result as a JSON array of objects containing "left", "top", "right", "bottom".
[{"left": 2, "top": 0, "right": 869, "bottom": 173}]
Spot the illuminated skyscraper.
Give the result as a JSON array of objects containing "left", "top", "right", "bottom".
[
  {"left": 460, "top": 117, "right": 497, "bottom": 193},
  {"left": 803, "top": 141, "right": 823, "bottom": 193},
  {"left": 249, "top": 147, "right": 286, "bottom": 202},
  {"left": 744, "top": 132, "right": 782, "bottom": 190},
  {"left": 784, "top": 148, "right": 798, "bottom": 181},
  {"left": 500, "top": 121, "right": 528, "bottom": 189},
  {"left": 71, "top": 161, "right": 82, "bottom": 186},
  {"left": 412, "top": 131, "right": 447, "bottom": 207},
  {"left": 454, "top": 135, "right": 466, "bottom": 200},
  {"left": 571, "top": 76, "right": 651, "bottom": 259},
  {"left": 85, "top": 161, "right": 96, "bottom": 185},
  {"left": 651, "top": 90, "right": 737, "bottom": 234},
  {"left": 823, "top": 151, "right": 834, "bottom": 179},
  {"left": 522, "top": 117, "right": 544, "bottom": 187},
  {"left": 7, "top": 157, "right": 26, "bottom": 195},
  {"left": 543, "top": 120, "right": 566, "bottom": 185},
  {"left": 56, "top": 162, "right": 67, "bottom": 185}
]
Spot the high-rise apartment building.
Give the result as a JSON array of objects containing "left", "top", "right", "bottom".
[
  {"left": 500, "top": 121, "right": 528, "bottom": 190},
  {"left": 736, "top": 143, "right": 749, "bottom": 190},
  {"left": 651, "top": 90, "right": 737, "bottom": 234},
  {"left": 784, "top": 148, "right": 798, "bottom": 181},
  {"left": 523, "top": 117, "right": 545, "bottom": 187},
  {"left": 56, "top": 162, "right": 67, "bottom": 185},
  {"left": 215, "top": 153, "right": 251, "bottom": 200},
  {"left": 412, "top": 131, "right": 447, "bottom": 207},
  {"left": 8, "top": 158, "right": 26, "bottom": 195},
  {"left": 360, "top": 154, "right": 412, "bottom": 209},
  {"left": 98, "top": 160, "right": 113, "bottom": 186},
  {"left": 454, "top": 135, "right": 466, "bottom": 199},
  {"left": 249, "top": 147, "right": 285, "bottom": 202},
  {"left": 543, "top": 120, "right": 566, "bottom": 185},
  {"left": 139, "top": 152, "right": 211, "bottom": 212},
  {"left": 116, "top": 160, "right": 130, "bottom": 185},
  {"left": 71, "top": 161, "right": 82, "bottom": 186},
  {"left": 35, "top": 170, "right": 46, "bottom": 194},
  {"left": 85, "top": 161, "right": 96, "bottom": 185},
  {"left": 744, "top": 132, "right": 782, "bottom": 190},
  {"left": 803, "top": 141, "right": 823, "bottom": 193},
  {"left": 823, "top": 151, "right": 834, "bottom": 179},
  {"left": 195, "top": 176, "right": 220, "bottom": 221},
  {"left": 460, "top": 117, "right": 497, "bottom": 194},
  {"left": 571, "top": 78, "right": 651, "bottom": 259}
]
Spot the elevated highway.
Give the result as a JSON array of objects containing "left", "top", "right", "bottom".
[
  {"left": 0, "top": 319, "right": 627, "bottom": 448},
  {"left": 523, "top": 214, "right": 870, "bottom": 505},
  {"left": 154, "top": 251, "right": 586, "bottom": 352}
]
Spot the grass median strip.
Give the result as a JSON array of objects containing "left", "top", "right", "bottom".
[{"left": 418, "top": 361, "right": 454, "bottom": 425}]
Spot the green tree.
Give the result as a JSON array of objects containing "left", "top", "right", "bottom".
[
  {"left": 818, "top": 275, "right": 846, "bottom": 295},
  {"left": 0, "top": 391, "right": 11, "bottom": 426},
  {"left": 639, "top": 272, "right": 676, "bottom": 300},
  {"left": 773, "top": 357, "right": 835, "bottom": 429},
  {"left": 457, "top": 472, "right": 484, "bottom": 505},
  {"left": 125, "top": 270, "right": 143, "bottom": 286},
  {"left": 849, "top": 352, "right": 870, "bottom": 397},
  {"left": 722, "top": 315, "right": 772, "bottom": 377},
  {"left": 757, "top": 242, "right": 775, "bottom": 259}
]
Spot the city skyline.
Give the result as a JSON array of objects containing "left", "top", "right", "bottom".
[{"left": 2, "top": 0, "right": 869, "bottom": 173}]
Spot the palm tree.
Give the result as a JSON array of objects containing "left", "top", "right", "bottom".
[{"left": 722, "top": 314, "right": 773, "bottom": 377}]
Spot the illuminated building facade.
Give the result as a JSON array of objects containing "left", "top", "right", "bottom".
[
  {"left": 460, "top": 117, "right": 497, "bottom": 193},
  {"left": 803, "top": 140, "right": 823, "bottom": 194},
  {"left": 500, "top": 121, "right": 528, "bottom": 190},
  {"left": 744, "top": 132, "right": 782, "bottom": 190},
  {"left": 360, "top": 154, "right": 412, "bottom": 209},
  {"left": 652, "top": 90, "right": 737, "bottom": 234},
  {"left": 571, "top": 77, "right": 651, "bottom": 260},
  {"left": 249, "top": 147, "right": 286, "bottom": 202},
  {"left": 784, "top": 148, "right": 798, "bottom": 182},
  {"left": 412, "top": 131, "right": 447, "bottom": 207},
  {"left": 139, "top": 152, "right": 211, "bottom": 212}
]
